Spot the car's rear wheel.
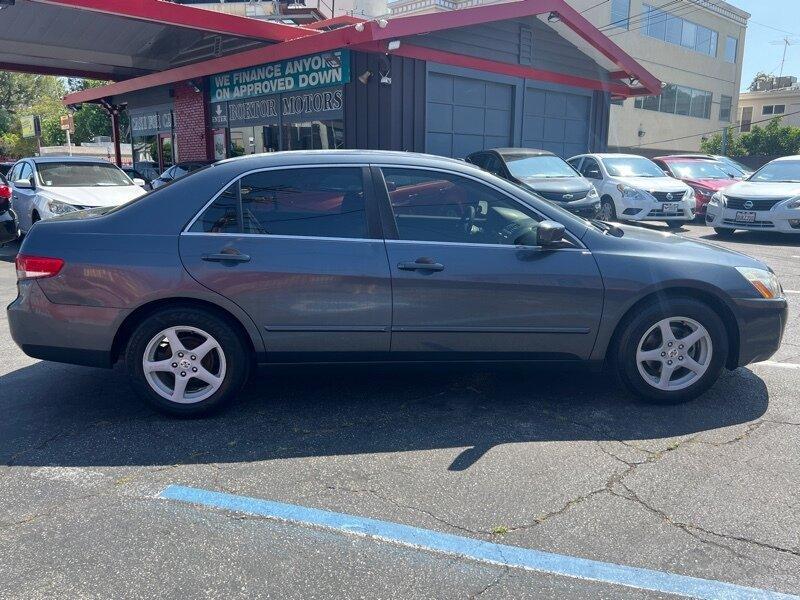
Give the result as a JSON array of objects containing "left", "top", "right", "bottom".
[
  {"left": 599, "top": 197, "right": 617, "bottom": 221},
  {"left": 125, "top": 307, "right": 250, "bottom": 416},
  {"left": 714, "top": 227, "right": 735, "bottom": 238},
  {"left": 666, "top": 221, "right": 683, "bottom": 230},
  {"left": 614, "top": 298, "right": 728, "bottom": 404}
]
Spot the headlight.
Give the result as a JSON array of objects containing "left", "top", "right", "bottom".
[
  {"left": 587, "top": 187, "right": 599, "bottom": 198},
  {"left": 735, "top": 267, "right": 784, "bottom": 299},
  {"left": 617, "top": 184, "right": 644, "bottom": 198},
  {"left": 684, "top": 188, "right": 695, "bottom": 199},
  {"left": 46, "top": 199, "right": 78, "bottom": 215},
  {"left": 786, "top": 196, "right": 800, "bottom": 210},
  {"left": 708, "top": 192, "right": 724, "bottom": 208}
]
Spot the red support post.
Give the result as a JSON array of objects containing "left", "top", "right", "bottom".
[{"left": 111, "top": 109, "right": 122, "bottom": 167}]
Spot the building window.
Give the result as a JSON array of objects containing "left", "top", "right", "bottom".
[
  {"left": 725, "top": 36, "right": 738, "bottom": 63},
  {"left": 741, "top": 106, "right": 753, "bottom": 132},
  {"left": 762, "top": 105, "right": 786, "bottom": 116},
  {"left": 634, "top": 84, "right": 712, "bottom": 119},
  {"left": 610, "top": 0, "right": 631, "bottom": 29},
  {"left": 719, "top": 95, "right": 732, "bottom": 122},
  {"left": 643, "top": 4, "right": 719, "bottom": 58}
]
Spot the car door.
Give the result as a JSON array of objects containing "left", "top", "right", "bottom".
[
  {"left": 180, "top": 165, "right": 392, "bottom": 357},
  {"left": 375, "top": 166, "right": 603, "bottom": 360},
  {"left": 11, "top": 162, "right": 36, "bottom": 232}
]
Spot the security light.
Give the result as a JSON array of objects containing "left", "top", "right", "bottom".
[
  {"left": 547, "top": 11, "right": 560, "bottom": 23},
  {"left": 358, "top": 70, "right": 372, "bottom": 84}
]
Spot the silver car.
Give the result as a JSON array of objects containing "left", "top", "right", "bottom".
[{"left": 8, "top": 157, "right": 146, "bottom": 235}]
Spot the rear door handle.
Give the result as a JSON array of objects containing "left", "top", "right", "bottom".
[
  {"left": 397, "top": 258, "right": 444, "bottom": 272},
  {"left": 202, "top": 252, "right": 251, "bottom": 263}
]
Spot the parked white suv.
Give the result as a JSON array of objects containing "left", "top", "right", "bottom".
[
  {"left": 567, "top": 153, "right": 694, "bottom": 229},
  {"left": 705, "top": 155, "right": 800, "bottom": 236}
]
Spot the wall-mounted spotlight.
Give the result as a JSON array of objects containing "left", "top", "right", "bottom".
[
  {"left": 358, "top": 70, "right": 372, "bottom": 84},
  {"left": 547, "top": 11, "right": 560, "bottom": 23},
  {"left": 377, "top": 18, "right": 389, "bottom": 28},
  {"left": 629, "top": 76, "right": 639, "bottom": 86},
  {"left": 387, "top": 39, "right": 401, "bottom": 51},
  {"left": 188, "top": 79, "right": 202, "bottom": 93},
  {"left": 354, "top": 22, "right": 365, "bottom": 32}
]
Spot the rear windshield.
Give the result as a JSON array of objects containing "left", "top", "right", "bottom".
[
  {"left": 36, "top": 162, "right": 133, "bottom": 187},
  {"left": 505, "top": 155, "right": 578, "bottom": 179}
]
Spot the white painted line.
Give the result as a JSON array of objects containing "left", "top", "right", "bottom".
[
  {"left": 161, "top": 485, "right": 800, "bottom": 600},
  {"left": 753, "top": 361, "right": 800, "bottom": 370},
  {"left": 783, "top": 290, "right": 800, "bottom": 295}
]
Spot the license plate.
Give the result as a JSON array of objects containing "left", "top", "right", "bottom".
[
  {"left": 735, "top": 211, "right": 756, "bottom": 223},
  {"left": 662, "top": 203, "right": 679, "bottom": 213}
]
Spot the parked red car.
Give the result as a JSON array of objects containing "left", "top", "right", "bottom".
[{"left": 653, "top": 157, "right": 739, "bottom": 216}]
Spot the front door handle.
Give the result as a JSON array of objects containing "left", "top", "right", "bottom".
[
  {"left": 202, "top": 252, "right": 251, "bottom": 264},
  {"left": 397, "top": 257, "right": 444, "bottom": 272}
]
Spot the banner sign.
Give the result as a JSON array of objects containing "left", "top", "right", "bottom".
[
  {"left": 20, "top": 115, "right": 41, "bottom": 139},
  {"left": 217, "top": 87, "right": 344, "bottom": 128},
  {"left": 210, "top": 50, "right": 350, "bottom": 103},
  {"left": 130, "top": 106, "right": 173, "bottom": 136}
]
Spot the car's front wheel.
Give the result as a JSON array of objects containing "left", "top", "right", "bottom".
[
  {"left": 614, "top": 298, "right": 728, "bottom": 404},
  {"left": 125, "top": 307, "right": 250, "bottom": 416},
  {"left": 600, "top": 197, "right": 617, "bottom": 221}
]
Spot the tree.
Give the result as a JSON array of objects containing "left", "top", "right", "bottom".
[
  {"left": 701, "top": 118, "right": 800, "bottom": 157},
  {"left": 748, "top": 71, "right": 772, "bottom": 92},
  {"left": 67, "top": 78, "right": 114, "bottom": 144},
  {"left": 0, "top": 72, "right": 64, "bottom": 136}
]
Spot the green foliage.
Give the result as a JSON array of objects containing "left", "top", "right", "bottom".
[
  {"left": 748, "top": 71, "right": 772, "bottom": 93},
  {"left": 700, "top": 118, "right": 800, "bottom": 157}
]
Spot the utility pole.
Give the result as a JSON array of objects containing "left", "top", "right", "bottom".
[{"left": 721, "top": 127, "right": 728, "bottom": 156}]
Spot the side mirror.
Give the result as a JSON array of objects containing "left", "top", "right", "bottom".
[
  {"left": 15, "top": 178, "right": 34, "bottom": 189},
  {"left": 132, "top": 178, "right": 146, "bottom": 187},
  {"left": 537, "top": 220, "right": 566, "bottom": 246}
]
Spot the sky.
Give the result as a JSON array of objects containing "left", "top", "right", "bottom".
[{"left": 734, "top": 0, "right": 800, "bottom": 91}]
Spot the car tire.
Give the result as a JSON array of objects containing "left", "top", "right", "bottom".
[
  {"left": 714, "top": 227, "right": 735, "bottom": 238},
  {"left": 600, "top": 197, "right": 617, "bottom": 221},
  {"left": 125, "top": 307, "right": 250, "bottom": 416},
  {"left": 666, "top": 221, "right": 683, "bottom": 230},
  {"left": 614, "top": 297, "right": 728, "bottom": 404}
]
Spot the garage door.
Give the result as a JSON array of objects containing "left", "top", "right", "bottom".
[
  {"left": 426, "top": 72, "right": 513, "bottom": 158},
  {"left": 521, "top": 87, "right": 590, "bottom": 158}
]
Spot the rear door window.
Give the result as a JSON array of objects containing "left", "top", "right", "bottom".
[{"left": 189, "top": 167, "right": 369, "bottom": 240}]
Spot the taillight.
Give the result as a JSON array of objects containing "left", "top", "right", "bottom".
[
  {"left": 0, "top": 184, "right": 10, "bottom": 211},
  {"left": 15, "top": 255, "right": 65, "bottom": 280}
]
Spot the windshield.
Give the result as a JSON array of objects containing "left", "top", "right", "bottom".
[
  {"left": 603, "top": 157, "right": 665, "bottom": 178},
  {"left": 505, "top": 155, "right": 578, "bottom": 179},
  {"left": 667, "top": 161, "right": 732, "bottom": 180},
  {"left": 717, "top": 156, "right": 749, "bottom": 175},
  {"left": 748, "top": 160, "right": 800, "bottom": 183},
  {"left": 36, "top": 162, "right": 133, "bottom": 187}
]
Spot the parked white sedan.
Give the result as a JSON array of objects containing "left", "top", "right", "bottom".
[
  {"left": 8, "top": 157, "right": 147, "bottom": 235},
  {"left": 706, "top": 155, "right": 800, "bottom": 236},
  {"left": 567, "top": 153, "right": 694, "bottom": 229}
]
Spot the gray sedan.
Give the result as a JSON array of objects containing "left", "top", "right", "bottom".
[{"left": 7, "top": 151, "right": 787, "bottom": 416}]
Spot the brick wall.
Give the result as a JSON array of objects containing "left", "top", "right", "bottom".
[{"left": 173, "top": 81, "right": 211, "bottom": 162}]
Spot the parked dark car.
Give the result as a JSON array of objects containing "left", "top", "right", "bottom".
[
  {"left": 466, "top": 148, "right": 600, "bottom": 218},
  {"left": 0, "top": 173, "right": 17, "bottom": 245},
  {"left": 0, "top": 162, "right": 15, "bottom": 177},
  {"left": 8, "top": 151, "right": 787, "bottom": 416},
  {"left": 122, "top": 166, "right": 154, "bottom": 190},
  {"left": 150, "top": 161, "right": 213, "bottom": 189}
]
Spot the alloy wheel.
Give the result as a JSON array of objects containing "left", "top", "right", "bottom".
[
  {"left": 635, "top": 316, "right": 712, "bottom": 391},
  {"left": 142, "top": 326, "right": 227, "bottom": 404}
]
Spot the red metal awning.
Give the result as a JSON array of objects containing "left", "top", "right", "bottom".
[{"left": 34, "top": 0, "right": 660, "bottom": 105}]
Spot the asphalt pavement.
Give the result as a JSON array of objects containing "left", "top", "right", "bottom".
[{"left": 0, "top": 223, "right": 798, "bottom": 599}]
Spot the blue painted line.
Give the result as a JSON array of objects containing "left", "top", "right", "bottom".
[{"left": 160, "top": 485, "right": 798, "bottom": 600}]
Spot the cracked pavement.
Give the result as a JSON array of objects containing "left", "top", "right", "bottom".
[{"left": 1, "top": 223, "right": 799, "bottom": 599}]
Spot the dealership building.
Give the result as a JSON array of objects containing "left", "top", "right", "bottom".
[{"left": 2, "top": 0, "right": 659, "bottom": 173}]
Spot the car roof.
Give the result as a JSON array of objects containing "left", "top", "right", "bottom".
[
  {"left": 25, "top": 156, "right": 115, "bottom": 165},
  {"left": 771, "top": 155, "right": 800, "bottom": 162},
  {"left": 216, "top": 150, "right": 470, "bottom": 169},
  {"left": 653, "top": 155, "right": 719, "bottom": 162},
  {"left": 490, "top": 148, "right": 555, "bottom": 157}
]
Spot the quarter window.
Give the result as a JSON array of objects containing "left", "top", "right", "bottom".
[
  {"left": 381, "top": 168, "right": 542, "bottom": 246},
  {"left": 190, "top": 168, "right": 368, "bottom": 239},
  {"left": 19, "top": 163, "right": 33, "bottom": 182}
]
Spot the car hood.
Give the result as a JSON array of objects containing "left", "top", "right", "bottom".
[
  {"left": 683, "top": 178, "right": 737, "bottom": 192},
  {"left": 606, "top": 223, "right": 765, "bottom": 269},
  {"left": 40, "top": 185, "right": 146, "bottom": 207},
  {"left": 614, "top": 176, "right": 688, "bottom": 192},
  {"left": 721, "top": 181, "right": 800, "bottom": 199},
  {"left": 517, "top": 177, "right": 592, "bottom": 194}
]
